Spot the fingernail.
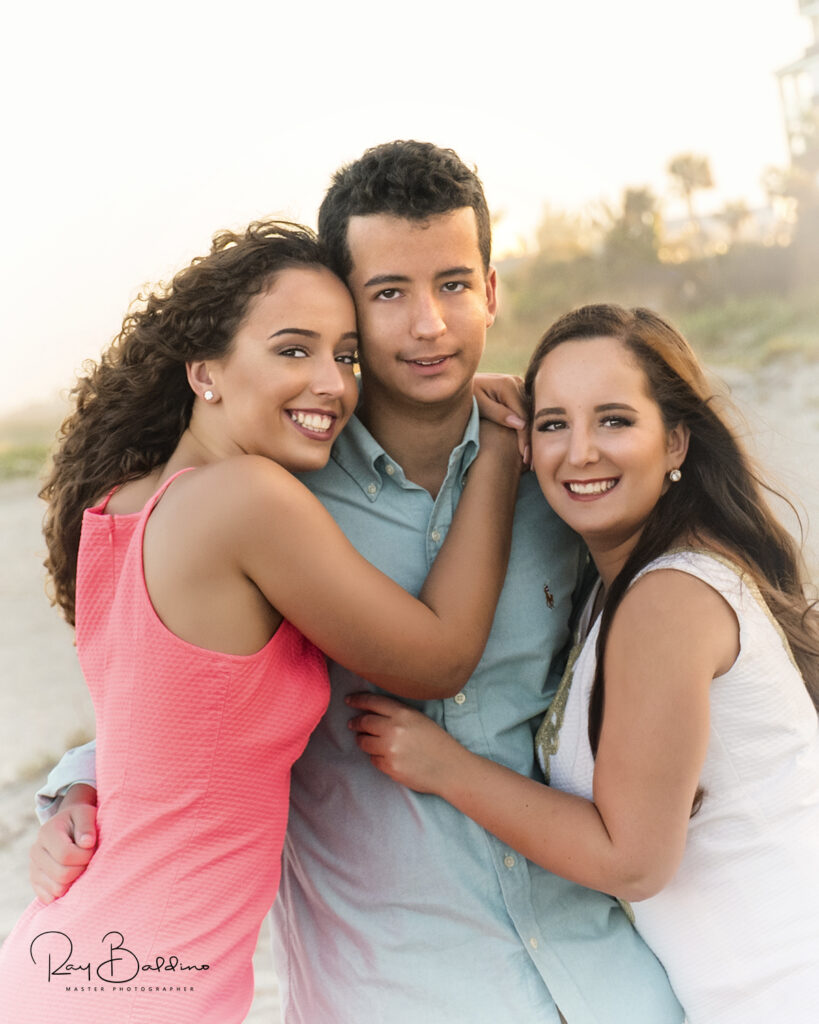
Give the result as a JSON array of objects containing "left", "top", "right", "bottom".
[
  {"left": 523, "top": 444, "right": 531, "bottom": 466},
  {"left": 506, "top": 414, "right": 526, "bottom": 429}
]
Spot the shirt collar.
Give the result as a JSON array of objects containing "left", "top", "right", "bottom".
[{"left": 330, "top": 399, "right": 481, "bottom": 501}]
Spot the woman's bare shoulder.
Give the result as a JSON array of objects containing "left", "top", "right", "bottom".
[
  {"left": 161, "top": 456, "right": 317, "bottom": 523},
  {"left": 613, "top": 562, "right": 740, "bottom": 678},
  {"left": 618, "top": 562, "right": 737, "bottom": 626},
  {"left": 140, "top": 456, "right": 319, "bottom": 553},
  {"left": 209, "top": 455, "right": 316, "bottom": 510}
]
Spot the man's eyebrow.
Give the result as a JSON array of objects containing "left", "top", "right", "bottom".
[
  {"left": 362, "top": 266, "right": 477, "bottom": 288},
  {"left": 362, "top": 274, "right": 410, "bottom": 288},
  {"left": 434, "top": 265, "right": 475, "bottom": 279}
]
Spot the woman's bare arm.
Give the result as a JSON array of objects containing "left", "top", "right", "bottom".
[
  {"left": 348, "top": 569, "right": 738, "bottom": 899},
  {"left": 234, "top": 420, "right": 522, "bottom": 698},
  {"left": 28, "top": 422, "right": 521, "bottom": 898}
]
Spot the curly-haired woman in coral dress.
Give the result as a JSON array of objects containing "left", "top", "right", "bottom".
[{"left": 0, "top": 221, "right": 521, "bottom": 1022}]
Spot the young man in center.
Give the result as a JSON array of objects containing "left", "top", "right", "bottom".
[
  {"left": 33, "top": 141, "right": 683, "bottom": 1023},
  {"left": 275, "top": 142, "right": 682, "bottom": 1023}
]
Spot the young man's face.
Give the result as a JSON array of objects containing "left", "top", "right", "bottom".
[{"left": 345, "top": 207, "right": 497, "bottom": 415}]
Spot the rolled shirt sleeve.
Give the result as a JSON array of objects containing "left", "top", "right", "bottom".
[{"left": 35, "top": 739, "right": 97, "bottom": 823}]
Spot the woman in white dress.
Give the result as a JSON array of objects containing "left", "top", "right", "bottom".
[{"left": 348, "top": 304, "right": 819, "bottom": 1023}]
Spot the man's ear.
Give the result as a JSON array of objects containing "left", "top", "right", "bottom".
[{"left": 484, "top": 266, "right": 498, "bottom": 328}]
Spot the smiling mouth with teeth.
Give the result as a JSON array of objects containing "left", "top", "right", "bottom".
[
  {"left": 405, "top": 356, "right": 451, "bottom": 366},
  {"left": 565, "top": 479, "right": 618, "bottom": 495},
  {"left": 288, "top": 411, "right": 335, "bottom": 433}
]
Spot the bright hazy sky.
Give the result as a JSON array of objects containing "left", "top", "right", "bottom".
[{"left": 0, "top": 0, "right": 810, "bottom": 414}]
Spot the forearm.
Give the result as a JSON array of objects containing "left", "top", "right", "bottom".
[
  {"left": 349, "top": 694, "right": 652, "bottom": 897},
  {"left": 242, "top": 449, "right": 520, "bottom": 699},
  {"left": 437, "top": 743, "right": 669, "bottom": 902},
  {"left": 415, "top": 434, "right": 520, "bottom": 686}
]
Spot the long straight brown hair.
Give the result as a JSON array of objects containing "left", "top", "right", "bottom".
[{"left": 524, "top": 304, "right": 819, "bottom": 753}]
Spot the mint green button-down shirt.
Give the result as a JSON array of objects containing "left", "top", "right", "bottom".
[{"left": 272, "top": 405, "right": 683, "bottom": 1024}]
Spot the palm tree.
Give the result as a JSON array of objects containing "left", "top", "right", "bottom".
[
  {"left": 667, "top": 153, "right": 714, "bottom": 239},
  {"left": 718, "top": 200, "right": 751, "bottom": 247},
  {"left": 604, "top": 187, "right": 661, "bottom": 263}
]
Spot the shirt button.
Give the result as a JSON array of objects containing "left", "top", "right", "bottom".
[
  {"left": 453, "top": 692, "right": 466, "bottom": 705},
  {"left": 384, "top": 464, "right": 395, "bottom": 476},
  {"left": 430, "top": 529, "right": 441, "bottom": 542},
  {"left": 367, "top": 483, "right": 377, "bottom": 495},
  {"left": 529, "top": 937, "right": 539, "bottom": 950},
  {"left": 504, "top": 855, "right": 516, "bottom": 869}
]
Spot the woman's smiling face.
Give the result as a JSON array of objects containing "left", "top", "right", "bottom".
[
  {"left": 206, "top": 265, "right": 359, "bottom": 472},
  {"left": 530, "top": 335, "right": 687, "bottom": 570}
]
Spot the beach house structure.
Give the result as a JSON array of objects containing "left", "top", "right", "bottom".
[{"left": 776, "top": 1, "right": 819, "bottom": 171}]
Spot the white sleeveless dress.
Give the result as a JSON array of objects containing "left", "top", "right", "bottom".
[{"left": 535, "top": 550, "right": 819, "bottom": 1023}]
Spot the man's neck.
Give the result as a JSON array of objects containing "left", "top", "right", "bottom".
[{"left": 357, "top": 389, "right": 474, "bottom": 498}]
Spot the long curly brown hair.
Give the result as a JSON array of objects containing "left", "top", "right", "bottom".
[
  {"left": 524, "top": 304, "right": 819, "bottom": 752},
  {"left": 41, "top": 220, "right": 327, "bottom": 625}
]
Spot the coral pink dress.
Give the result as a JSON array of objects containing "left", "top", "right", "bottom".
[{"left": 0, "top": 469, "right": 330, "bottom": 1022}]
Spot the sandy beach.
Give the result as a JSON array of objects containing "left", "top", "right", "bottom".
[{"left": 1, "top": 358, "right": 816, "bottom": 1022}]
